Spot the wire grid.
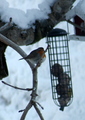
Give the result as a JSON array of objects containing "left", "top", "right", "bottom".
[{"left": 47, "top": 35, "right": 73, "bottom": 107}]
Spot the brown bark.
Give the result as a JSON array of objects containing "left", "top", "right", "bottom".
[{"left": 0, "top": 0, "right": 76, "bottom": 45}]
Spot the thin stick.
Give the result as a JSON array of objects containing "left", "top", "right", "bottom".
[
  {"left": 0, "top": 17, "right": 13, "bottom": 33},
  {"left": 20, "top": 100, "right": 32, "bottom": 120},
  {"left": 0, "top": 33, "right": 34, "bottom": 69},
  {"left": 44, "top": 44, "right": 50, "bottom": 53},
  {"left": 33, "top": 103, "right": 44, "bottom": 120},
  {"left": 32, "top": 99, "right": 44, "bottom": 109},
  {"left": 20, "top": 67, "right": 38, "bottom": 120},
  {"left": 2, "top": 81, "right": 33, "bottom": 91}
]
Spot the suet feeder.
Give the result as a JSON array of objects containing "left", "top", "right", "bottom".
[{"left": 47, "top": 28, "right": 73, "bottom": 111}]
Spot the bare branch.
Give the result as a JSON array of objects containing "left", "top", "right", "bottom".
[
  {"left": 0, "top": 17, "right": 13, "bottom": 33},
  {"left": 31, "top": 68, "right": 38, "bottom": 100},
  {"left": 44, "top": 44, "right": 50, "bottom": 53},
  {"left": 20, "top": 62, "right": 44, "bottom": 120},
  {"left": 0, "top": 33, "right": 45, "bottom": 120},
  {"left": 19, "top": 109, "right": 25, "bottom": 112},
  {"left": 0, "top": 33, "right": 34, "bottom": 68},
  {"left": 2, "top": 81, "right": 33, "bottom": 91},
  {"left": 32, "top": 100, "right": 44, "bottom": 110},
  {"left": 20, "top": 100, "right": 32, "bottom": 120},
  {"left": 33, "top": 103, "right": 44, "bottom": 120},
  {"left": 0, "top": 33, "right": 26, "bottom": 55}
]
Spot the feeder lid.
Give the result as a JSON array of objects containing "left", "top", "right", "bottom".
[{"left": 47, "top": 28, "right": 67, "bottom": 37}]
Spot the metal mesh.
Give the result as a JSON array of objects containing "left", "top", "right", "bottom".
[{"left": 47, "top": 35, "right": 73, "bottom": 110}]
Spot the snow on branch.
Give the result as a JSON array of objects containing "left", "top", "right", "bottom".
[{"left": 0, "top": 0, "right": 76, "bottom": 45}]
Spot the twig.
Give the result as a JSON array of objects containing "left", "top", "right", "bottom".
[
  {"left": 0, "top": 33, "right": 34, "bottom": 69},
  {"left": 0, "top": 17, "right": 13, "bottom": 33},
  {"left": 2, "top": 81, "right": 33, "bottom": 91},
  {"left": 32, "top": 99, "right": 44, "bottom": 109},
  {"left": 19, "top": 109, "right": 25, "bottom": 112},
  {"left": 31, "top": 68, "right": 38, "bottom": 99},
  {"left": 44, "top": 44, "right": 50, "bottom": 53},
  {"left": 20, "top": 65, "right": 44, "bottom": 120},
  {"left": 0, "top": 33, "right": 45, "bottom": 120},
  {"left": 33, "top": 103, "right": 44, "bottom": 120}
]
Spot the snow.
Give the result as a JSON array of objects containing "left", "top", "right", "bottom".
[
  {"left": 0, "top": 0, "right": 85, "bottom": 120},
  {"left": 0, "top": 0, "right": 55, "bottom": 28}
]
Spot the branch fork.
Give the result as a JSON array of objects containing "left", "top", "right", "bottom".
[{"left": 0, "top": 26, "right": 49, "bottom": 119}]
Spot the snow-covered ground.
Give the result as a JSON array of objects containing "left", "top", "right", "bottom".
[{"left": 0, "top": 0, "right": 85, "bottom": 120}]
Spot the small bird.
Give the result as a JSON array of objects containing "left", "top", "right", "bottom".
[{"left": 19, "top": 47, "right": 46, "bottom": 66}]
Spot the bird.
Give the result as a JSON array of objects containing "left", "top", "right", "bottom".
[{"left": 19, "top": 47, "right": 46, "bottom": 66}]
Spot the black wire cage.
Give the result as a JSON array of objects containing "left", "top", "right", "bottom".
[{"left": 47, "top": 28, "right": 73, "bottom": 111}]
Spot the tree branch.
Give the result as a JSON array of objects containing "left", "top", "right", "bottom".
[
  {"left": 0, "top": 18, "right": 13, "bottom": 33},
  {"left": 20, "top": 63, "right": 44, "bottom": 120},
  {"left": 20, "top": 100, "right": 32, "bottom": 120},
  {"left": 33, "top": 102, "right": 44, "bottom": 120},
  {"left": 0, "top": 0, "right": 76, "bottom": 45},
  {"left": 0, "top": 34, "right": 46, "bottom": 120},
  {"left": 32, "top": 100, "right": 44, "bottom": 110},
  {"left": 2, "top": 81, "right": 33, "bottom": 91},
  {"left": 0, "top": 33, "right": 34, "bottom": 69}
]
